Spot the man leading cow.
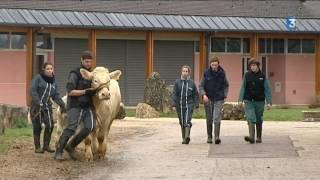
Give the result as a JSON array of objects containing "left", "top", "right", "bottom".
[{"left": 54, "top": 51, "right": 97, "bottom": 161}]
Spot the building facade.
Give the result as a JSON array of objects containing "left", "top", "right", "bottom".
[{"left": 0, "top": 1, "right": 319, "bottom": 106}]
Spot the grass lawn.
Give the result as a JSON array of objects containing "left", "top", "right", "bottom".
[
  {"left": 0, "top": 126, "right": 33, "bottom": 154},
  {"left": 125, "top": 105, "right": 318, "bottom": 121}
]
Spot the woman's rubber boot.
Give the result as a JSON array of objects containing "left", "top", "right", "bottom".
[
  {"left": 207, "top": 124, "right": 213, "bottom": 144},
  {"left": 181, "top": 126, "right": 186, "bottom": 144},
  {"left": 244, "top": 122, "right": 255, "bottom": 144},
  {"left": 34, "top": 135, "right": 44, "bottom": 153},
  {"left": 214, "top": 123, "right": 221, "bottom": 144},
  {"left": 185, "top": 127, "right": 191, "bottom": 144},
  {"left": 256, "top": 122, "right": 262, "bottom": 143},
  {"left": 43, "top": 128, "right": 55, "bottom": 153}
]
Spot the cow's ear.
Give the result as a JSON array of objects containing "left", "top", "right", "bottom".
[
  {"left": 80, "top": 68, "right": 93, "bottom": 80},
  {"left": 110, "top": 70, "right": 122, "bottom": 80}
]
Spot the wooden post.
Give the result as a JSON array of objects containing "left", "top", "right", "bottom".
[
  {"left": 146, "top": 31, "right": 154, "bottom": 78},
  {"left": 26, "top": 28, "right": 35, "bottom": 106},
  {"left": 251, "top": 33, "right": 259, "bottom": 59},
  {"left": 199, "top": 32, "right": 208, "bottom": 79},
  {"left": 316, "top": 35, "right": 320, "bottom": 95},
  {"left": 88, "top": 29, "right": 97, "bottom": 67}
]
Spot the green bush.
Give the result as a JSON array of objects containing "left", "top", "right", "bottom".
[{"left": 12, "top": 117, "right": 28, "bottom": 129}]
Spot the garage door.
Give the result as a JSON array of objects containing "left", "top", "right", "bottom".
[
  {"left": 154, "top": 40, "right": 194, "bottom": 85},
  {"left": 54, "top": 38, "right": 88, "bottom": 96},
  {"left": 96, "top": 39, "right": 145, "bottom": 106}
]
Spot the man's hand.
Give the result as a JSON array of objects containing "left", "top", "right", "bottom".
[
  {"left": 203, "top": 95, "right": 209, "bottom": 103},
  {"left": 172, "top": 106, "right": 176, "bottom": 112},
  {"left": 85, "top": 88, "right": 96, "bottom": 96},
  {"left": 194, "top": 106, "right": 200, "bottom": 113},
  {"left": 266, "top": 104, "right": 271, "bottom": 110},
  {"left": 60, "top": 105, "right": 67, "bottom": 114}
]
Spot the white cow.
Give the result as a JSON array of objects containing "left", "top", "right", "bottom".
[{"left": 56, "top": 67, "right": 122, "bottom": 161}]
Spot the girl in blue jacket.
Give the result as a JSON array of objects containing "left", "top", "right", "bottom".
[{"left": 172, "top": 65, "right": 199, "bottom": 144}]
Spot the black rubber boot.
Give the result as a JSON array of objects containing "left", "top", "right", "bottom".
[
  {"left": 34, "top": 135, "right": 44, "bottom": 153},
  {"left": 65, "top": 128, "right": 91, "bottom": 160},
  {"left": 185, "top": 127, "right": 191, "bottom": 144},
  {"left": 181, "top": 126, "right": 186, "bottom": 144},
  {"left": 214, "top": 123, "right": 221, "bottom": 144},
  {"left": 244, "top": 122, "right": 255, "bottom": 144},
  {"left": 207, "top": 124, "right": 213, "bottom": 144},
  {"left": 256, "top": 122, "right": 262, "bottom": 143},
  {"left": 43, "top": 128, "right": 55, "bottom": 153},
  {"left": 54, "top": 133, "right": 70, "bottom": 161}
]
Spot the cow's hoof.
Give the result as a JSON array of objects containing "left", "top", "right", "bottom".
[
  {"left": 85, "top": 153, "right": 94, "bottom": 162},
  {"left": 97, "top": 153, "right": 105, "bottom": 160},
  {"left": 85, "top": 156, "right": 93, "bottom": 162}
]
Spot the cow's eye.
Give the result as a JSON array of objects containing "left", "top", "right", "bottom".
[{"left": 93, "top": 79, "right": 98, "bottom": 83}]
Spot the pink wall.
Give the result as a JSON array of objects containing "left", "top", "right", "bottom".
[
  {"left": 268, "top": 55, "right": 286, "bottom": 104},
  {"left": 0, "top": 51, "right": 27, "bottom": 106},
  {"left": 47, "top": 51, "right": 54, "bottom": 64},
  {"left": 285, "top": 54, "right": 315, "bottom": 104}
]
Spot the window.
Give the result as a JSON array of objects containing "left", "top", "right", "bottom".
[
  {"left": 288, "top": 39, "right": 301, "bottom": 53},
  {"left": 272, "top": 39, "right": 284, "bottom": 53},
  {"left": 243, "top": 38, "right": 250, "bottom": 53},
  {"left": 259, "top": 38, "right": 271, "bottom": 54},
  {"left": 36, "top": 33, "right": 52, "bottom": 49},
  {"left": 0, "top": 32, "right": 9, "bottom": 49},
  {"left": 226, "top": 38, "right": 241, "bottom": 52},
  {"left": 211, "top": 38, "right": 225, "bottom": 52},
  {"left": 11, "top": 33, "right": 26, "bottom": 49},
  {"left": 194, "top": 41, "right": 199, "bottom": 52},
  {"left": 302, "top": 39, "right": 315, "bottom": 53}
]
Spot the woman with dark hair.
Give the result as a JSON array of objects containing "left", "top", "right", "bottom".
[
  {"left": 30, "top": 62, "right": 66, "bottom": 153},
  {"left": 239, "top": 58, "right": 272, "bottom": 144},
  {"left": 172, "top": 65, "right": 199, "bottom": 144}
]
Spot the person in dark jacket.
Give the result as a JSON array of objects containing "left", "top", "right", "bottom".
[
  {"left": 239, "top": 58, "right": 272, "bottom": 144},
  {"left": 30, "top": 62, "right": 66, "bottom": 153},
  {"left": 54, "top": 51, "right": 97, "bottom": 161},
  {"left": 172, "top": 65, "right": 199, "bottom": 144},
  {"left": 199, "top": 57, "right": 229, "bottom": 144}
]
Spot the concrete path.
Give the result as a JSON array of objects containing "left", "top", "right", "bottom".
[{"left": 81, "top": 118, "right": 320, "bottom": 180}]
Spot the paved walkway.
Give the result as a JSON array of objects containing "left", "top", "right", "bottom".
[{"left": 80, "top": 118, "right": 320, "bottom": 180}]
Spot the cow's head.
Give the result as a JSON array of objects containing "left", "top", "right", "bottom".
[{"left": 80, "top": 67, "right": 111, "bottom": 100}]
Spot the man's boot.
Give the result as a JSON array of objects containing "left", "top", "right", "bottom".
[
  {"left": 185, "top": 127, "right": 191, "bottom": 144},
  {"left": 54, "top": 133, "right": 70, "bottom": 161},
  {"left": 207, "top": 124, "right": 213, "bottom": 144},
  {"left": 181, "top": 126, "right": 186, "bottom": 144},
  {"left": 43, "top": 128, "right": 55, "bottom": 153},
  {"left": 214, "top": 123, "right": 221, "bottom": 144},
  {"left": 256, "top": 122, "right": 262, "bottom": 143},
  {"left": 65, "top": 128, "right": 91, "bottom": 160},
  {"left": 244, "top": 122, "right": 255, "bottom": 144},
  {"left": 34, "top": 135, "right": 44, "bottom": 153}
]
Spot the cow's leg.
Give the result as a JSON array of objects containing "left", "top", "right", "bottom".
[
  {"left": 97, "top": 120, "right": 114, "bottom": 159},
  {"left": 55, "top": 108, "right": 68, "bottom": 149},
  {"left": 90, "top": 130, "right": 99, "bottom": 156},
  {"left": 97, "top": 134, "right": 106, "bottom": 159},
  {"left": 84, "top": 135, "right": 93, "bottom": 161},
  {"left": 79, "top": 107, "right": 96, "bottom": 161}
]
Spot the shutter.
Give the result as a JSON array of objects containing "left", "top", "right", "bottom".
[
  {"left": 154, "top": 40, "right": 194, "bottom": 85},
  {"left": 54, "top": 38, "right": 88, "bottom": 95}
]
